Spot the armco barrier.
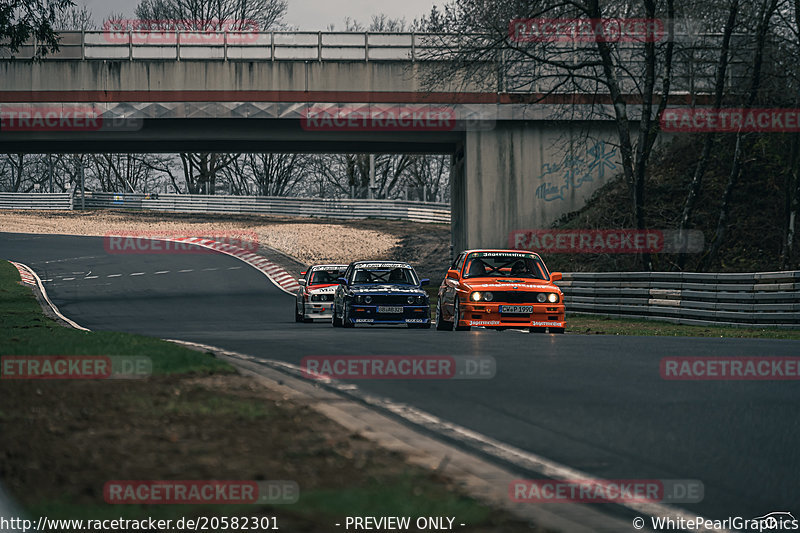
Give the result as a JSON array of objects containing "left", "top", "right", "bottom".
[
  {"left": 555, "top": 271, "right": 800, "bottom": 328},
  {"left": 81, "top": 192, "right": 450, "bottom": 224},
  {"left": 0, "top": 192, "right": 73, "bottom": 210}
]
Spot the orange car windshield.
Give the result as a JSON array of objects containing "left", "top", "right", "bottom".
[{"left": 463, "top": 254, "right": 549, "bottom": 280}]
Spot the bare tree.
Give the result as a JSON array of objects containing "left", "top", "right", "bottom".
[
  {"left": 700, "top": 0, "right": 782, "bottom": 268},
  {"left": 676, "top": 0, "right": 739, "bottom": 269},
  {"left": 416, "top": 0, "right": 678, "bottom": 268}
]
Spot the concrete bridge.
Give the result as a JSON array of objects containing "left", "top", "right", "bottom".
[{"left": 0, "top": 31, "right": 726, "bottom": 251}]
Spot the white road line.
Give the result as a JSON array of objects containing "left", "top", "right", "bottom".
[
  {"left": 62, "top": 277, "right": 75, "bottom": 281},
  {"left": 130, "top": 272, "right": 145, "bottom": 276},
  {"left": 107, "top": 274, "right": 122, "bottom": 278},
  {"left": 154, "top": 270, "right": 169, "bottom": 275},
  {"left": 227, "top": 266, "right": 242, "bottom": 270},
  {"left": 202, "top": 268, "right": 218, "bottom": 271},
  {"left": 84, "top": 275, "right": 98, "bottom": 279},
  {"left": 178, "top": 269, "right": 193, "bottom": 273}
]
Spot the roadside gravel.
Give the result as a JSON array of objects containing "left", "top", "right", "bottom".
[{"left": 0, "top": 210, "right": 450, "bottom": 280}]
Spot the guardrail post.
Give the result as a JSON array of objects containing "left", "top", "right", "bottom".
[
  {"left": 318, "top": 31, "right": 322, "bottom": 62},
  {"left": 80, "top": 161, "right": 85, "bottom": 210},
  {"left": 81, "top": 30, "right": 85, "bottom": 60},
  {"left": 411, "top": 32, "right": 415, "bottom": 62},
  {"left": 270, "top": 31, "right": 275, "bottom": 61},
  {"left": 128, "top": 31, "right": 132, "bottom": 60},
  {"left": 364, "top": 32, "right": 369, "bottom": 62},
  {"left": 176, "top": 31, "right": 180, "bottom": 61},
  {"left": 224, "top": 31, "right": 228, "bottom": 61}
]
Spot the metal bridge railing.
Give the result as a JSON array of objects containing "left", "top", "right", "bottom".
[{"left": 0, "top": 31, "right": 746, "bottom": 94}]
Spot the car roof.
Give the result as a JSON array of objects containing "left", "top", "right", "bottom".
[
  {"left": 350, "top": 260, "right": 413, "bottom": 268},
  {"left": 461, "top": 249, "right": 540, "bottom": 256},
  {"left": 309, "top": 264, "right": 347, "bottom": 270}
]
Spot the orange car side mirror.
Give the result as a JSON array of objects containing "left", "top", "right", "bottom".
[
  {"left": 446, "top": 269, "right": 460, "bottom": 280},
  {"left": 550, "top": 272, "right": 563, "bottom": 282}
]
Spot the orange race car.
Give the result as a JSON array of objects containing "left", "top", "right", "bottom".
[{"left": 435, "top": 249, "right": 565, "bottom": 333}]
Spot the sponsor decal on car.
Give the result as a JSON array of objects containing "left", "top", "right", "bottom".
[
  {"left": 469, "top": 320, "right": 501, "bottom": 326},
  {"left": 355, "top": 262, "right": 411, "bottom": 269},
  {"left": 355, "top": 319, "right": 374, "bottom": 323},
  {"left": 405, "top": 319, "right": 426, "bottom": 323},
  {"left": 531, "top": 321, "right": 564, "bottom": 327}
]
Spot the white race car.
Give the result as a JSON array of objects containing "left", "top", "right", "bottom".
[{"left": 295, "top": 264, "right": 347, "bottom": 322}]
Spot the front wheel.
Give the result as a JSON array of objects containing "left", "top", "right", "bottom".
[
  {"left": 550, "top": 327, "right": 565, "bottom": 334},
  {"left": 332, "top": 303, "right": 342, "bottom": 327},
  {"left": 453, "top": 299, "right": 470, "bottom": 331},
  {"left": 435, "top": 301, "right": 453, "bottom": 331},
  {"left": 342, "top": 304, "right": 354, "bottom": 328}
]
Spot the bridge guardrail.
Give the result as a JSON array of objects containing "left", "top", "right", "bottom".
[
  {"left": 1, "top": 31, "right": 744, "bottom": 94},
  {"left": 0, "top": 192, "right": 74, "bottom": 210},
  {"left": 81, "top": 192, "right": 451, "bottom": 224},
  {"left": 555, "top": 271, "right": 800, "bottom": 329}
]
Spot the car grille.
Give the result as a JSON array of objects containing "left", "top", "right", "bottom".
[
  {"left": 356, "top": 294, "right": 415, "bottom": 305},
  {"left": 488, "top": 291, "right": 544, "bottom": 303}
]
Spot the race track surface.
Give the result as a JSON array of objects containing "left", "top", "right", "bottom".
[{"left": 3, "top": 232, "right": 798, "bottom": 523}]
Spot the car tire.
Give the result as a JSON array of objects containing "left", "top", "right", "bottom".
[
  {"left": 453, "top": 299, "right": 470, "bottom": 331},
  {"left": 303, "top": 316, "right": 314, "bottom": 323},
  {"left": 435, "top": 301, "right": 453, "bottom": 331},
  {"left": 550, "top": 327, "right": 565, "bottom": 334},
  {"left": 332, "top": 304, "right": 342, "bottom": 327},
  {"left": 342, "top": 304, "right": 354, "bottom": 328},
  {"left": 295, "top": 303, "right": 303, "bottom": 322}
]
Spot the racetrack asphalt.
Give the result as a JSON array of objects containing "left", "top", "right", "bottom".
[{"left": 3, "top": 231, "right": 799, "bottom": 525}]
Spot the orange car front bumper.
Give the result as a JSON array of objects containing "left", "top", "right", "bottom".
[{"left": 459, "top": 302, "right": 565, "bottom": 328}]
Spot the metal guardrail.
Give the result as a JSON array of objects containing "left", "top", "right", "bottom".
[
  {"left": 2, "top": 31, "right": 458, "bottom": 62},
  {"left": 82, "top": 192, "right": 450, "bottom": 224},
  {"left": 0, "top": 31, "right": 743, "bottom": 95},
  {"left": 0, "top": 192, "right": 73, "bottom": 210},
  {"left": 556, "top": 271, "right": 800, "bottom": 328}
]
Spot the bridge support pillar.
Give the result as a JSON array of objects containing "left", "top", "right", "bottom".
[{"left": 456, "top": 121, "right": 620, "bottom": 253}]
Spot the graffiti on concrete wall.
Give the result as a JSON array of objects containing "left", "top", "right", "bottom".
[{"left": 535, "top": 141, "right": 618, "bottom": 202}]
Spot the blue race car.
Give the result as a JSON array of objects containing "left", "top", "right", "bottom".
[{"left": 332, "top": 261, "right": 431, "bottom": 328}]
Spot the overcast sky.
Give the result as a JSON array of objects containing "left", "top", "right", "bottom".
[{"left": 79, "top": 0, "right": 441, "bottom": 29}]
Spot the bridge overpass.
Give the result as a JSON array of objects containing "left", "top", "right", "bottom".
[{"left": 0, "top": 31, "right": 724, "bottom": 252}]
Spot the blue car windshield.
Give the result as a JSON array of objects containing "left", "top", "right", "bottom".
[{"left": 352, "top": 267, "right": 418, "bottom": 285}]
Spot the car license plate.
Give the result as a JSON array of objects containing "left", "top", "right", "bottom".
[
  {"left": 377, "top": 306, "right": 404, "bottom": 313},
  {"left": 499, "top": 305, "right": 533, "bottom": 314}
]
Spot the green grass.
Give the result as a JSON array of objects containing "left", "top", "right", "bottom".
[
  {"left": 127, "top": 392, "right": 274, "bottom": 420},
  {"left": 0, "top": 261, "right": 232, "bottom": 375},
  {"left": 567, "top": 313, "right": 800, "bottom": 339},
  {"left": 26, "top": 474, "right": 494, "bottom": 526}
]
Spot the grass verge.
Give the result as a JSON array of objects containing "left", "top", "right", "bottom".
[{"left": 0, "top": 261, "right": 539, "bottom": 532}]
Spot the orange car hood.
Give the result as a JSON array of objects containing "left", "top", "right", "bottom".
[{"left": 461, "top": 278, "right": 559, "bottom": 291}]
